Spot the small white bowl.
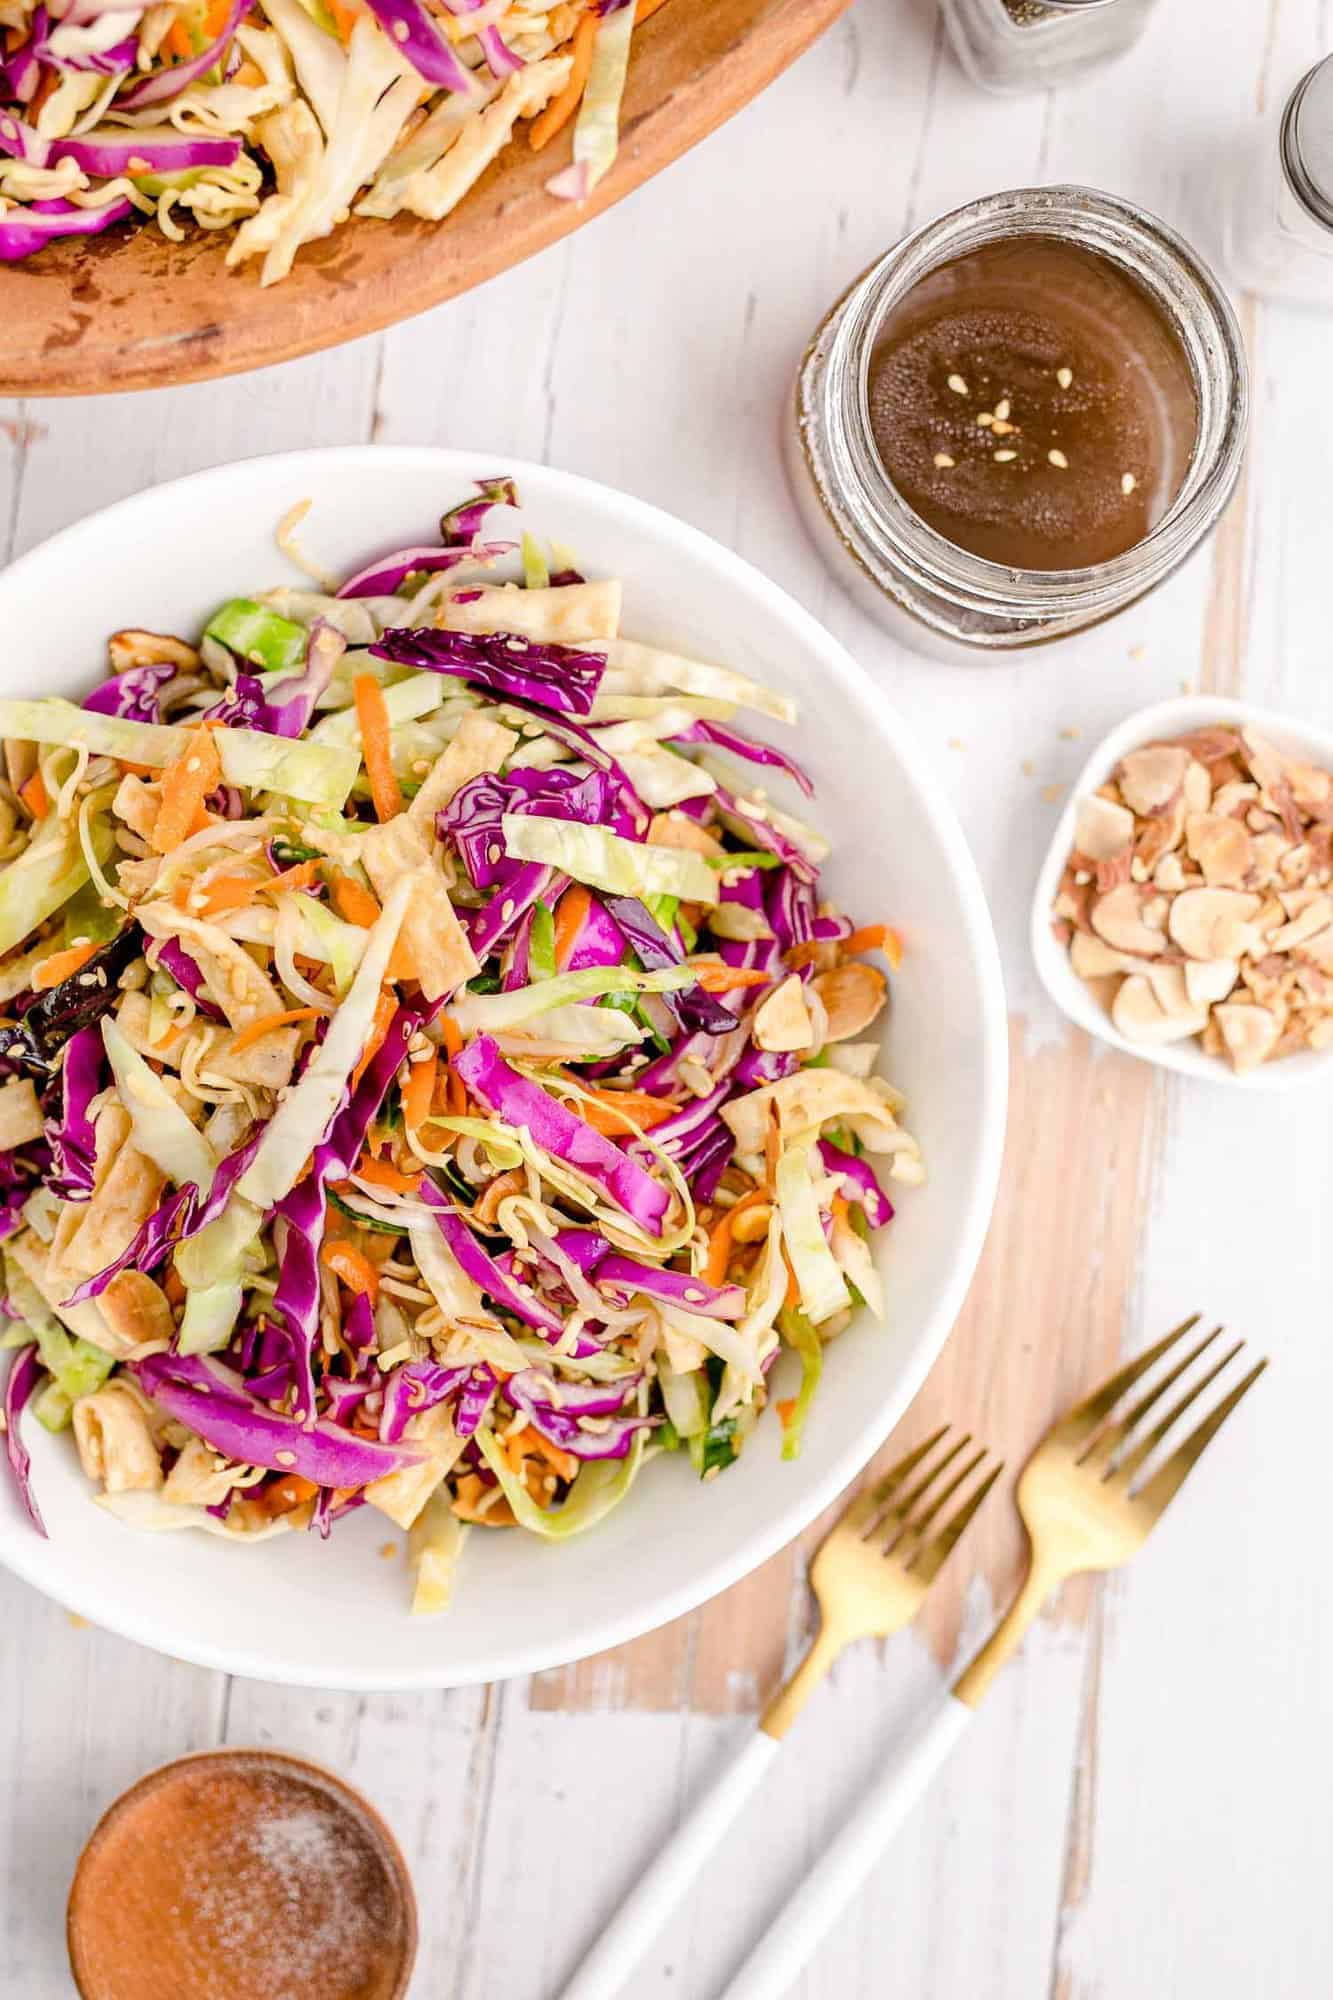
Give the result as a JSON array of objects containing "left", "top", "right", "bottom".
[{"left": 1032, "top": 694, "right": 1333, "bottom": 1091}]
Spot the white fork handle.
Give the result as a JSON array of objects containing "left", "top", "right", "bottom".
[
  {"left": 560, "top": 1729, "right": 781, "bottom": 2000},
  {"left": 718, "top": 1698, "right": 973, "bottom": 2000}
]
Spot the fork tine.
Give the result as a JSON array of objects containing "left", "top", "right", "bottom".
[
  {"left": 911, "top": 1460, "right": 1004, "bottom": 1584},
  {"left": 1133, "top": 1356, "right": 1268, "bottom": 1519},
  {"left": 880, "top": 1432, "right": 972, "bottom": 1533},
  {"left": 1108, "top": 1338, "right": 1244, "bottom": 1487},
  {"left": 1051, "top": 1313, "right": 1202, "bottom": 1448},
  {"left": 1080, "top": 1323, "right": 1225, "bottom": 1472},
  {"left": 838, "top": 1426, "right": 951, "bottom": 1534},
  {"left": 895, "top": 1445, "right": 988, "bottom": 1550}
]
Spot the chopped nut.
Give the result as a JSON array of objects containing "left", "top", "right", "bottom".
[
  {"left": 1112, "top": 970, "right": 1206, "bottom": 1045},
  {"left": 1118, "top": 745, "right": 1189, "bottom": 817},
  {"left": 1168, "top": 887, "right": 1263, "bottom": 961},
  {"left": 1213, "top": 1002, "right": 1281, "bottom": 1074},
  {"left": 1074, "top": 793, "right": 1135, "bottom": 862},
  {"left": 1090, "top": 885, "right": 1166, "bottom": 957},
  {"left": 933, "top": 452, "right": 956, "bottom": 469},
  {"left": 947, "top": 373, "right": 969, "bottom": 395},
  {"left": 1185, "top": 812, "right": 1254, "bottom": 888}
]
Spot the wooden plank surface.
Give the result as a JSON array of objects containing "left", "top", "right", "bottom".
[{"left": 3, "top": 2, "right": 1332, "bottom": 1995}]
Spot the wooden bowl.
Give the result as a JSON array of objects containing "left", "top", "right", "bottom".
[
  {"left": 67, "top": 1748, "right": 418, "bottom": 2000},
  {"left": 3, "top": 0, "right": 851, "bottom": 397}
]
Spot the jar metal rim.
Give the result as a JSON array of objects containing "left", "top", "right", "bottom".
[{"left": 811, "top": 184, "right": 1248, "bottom": 624}]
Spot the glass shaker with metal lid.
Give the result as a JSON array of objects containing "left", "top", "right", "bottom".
[
  {"left": 941, "top": 0, "right": 1158, "bottom": 94},
  {"left": 1221, "top": 53, "right": 1333, "bottom": 308}
]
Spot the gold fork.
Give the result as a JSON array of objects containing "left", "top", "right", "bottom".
[
  {"left": 559, "top": 1428, "right": 1002, "bottom": 2000},
  {"left": 721, "top": 1316, "right": 1268, "bottom": 2000}
]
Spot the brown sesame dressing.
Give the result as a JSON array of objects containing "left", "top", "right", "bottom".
[{"left": 865, "top": 236, "right": 1197, "bottom": 569}]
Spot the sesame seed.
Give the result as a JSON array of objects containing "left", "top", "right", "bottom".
[
  {"left": 993, "top": 449, "right": 1017, "bottom": 463},
  {"left": 1056, "top": 367, "right": 1073, "bottom": 389},
  {"left": 993, "top": 398, "right": 1011, "bottom": 422},
  {"left": 933, "top": 452, "right": 955, "bottom": 468},
  {"left": 947, "top": 373, "right": 968, "bottom": 395},
  {"left": 1021, "top": 758, "right": 1035, "bottom": 777},
  {"left": 990, "top": 419, "right": 1017, "bottom": 436},
  {"left": 274, "top": 1449, "right": 297, "bottom": 1468},
  {"left": 976, "top": 412, "right": 994, "bottom": 428},
  {"left": 1041, "top": 783, "right": 1065, "bottom": 805},
  {"left": 1048, "top": 449, "right": 1069, "bottom": 469},
  {"left": 1121, "top": 472, "right": 1137, "bottom": 495}
]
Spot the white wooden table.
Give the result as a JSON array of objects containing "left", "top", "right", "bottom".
[{"left": 2, "top": 2, "right": 1330, "bottom": 1993}]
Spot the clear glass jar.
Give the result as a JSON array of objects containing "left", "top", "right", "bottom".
[
  {"left": 1221, "top": 55, "right": 1333, "bottom": 310},
  {"left": 941, "top": 0, "right": 1157, "bottom": 94},
  {"left": 786, "top": 186, "right": 1248, "bottom": 661}
]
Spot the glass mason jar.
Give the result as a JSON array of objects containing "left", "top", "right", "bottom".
[
  {"left": 786, "top": 186, "right": 1248, "bottom": 660},
  {"left": 941, "top": 0, "right": 1158, "bottom": 94},
  {"left": 1221, "top": 54, "right": 1333, "bottom": 310}
]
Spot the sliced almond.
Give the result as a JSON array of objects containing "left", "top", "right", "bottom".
[
  {"left": 1134, "top": 795, "right": 1186, "bottom": 870},
  {"left": 1089, "top": 884, "right": 1166, "bottom": 957},
  {"left": 1266, "top": 896, "right": 1333, "bottom": 953},
  {"left": 810, "top": 961, "right": 887, "bottom": 1043},
  {"left": 1185, "top": 812, "right": 1254, "bottom": 887},
  {"left": 1070, "top": 932, "right": 1156, "bottom": 979},
  {"left": 1153, "top": 853, "right": 1189, "bottom": 893},
  {"left": 1111, "top": 972, "right": 1206, "bottom": 1045},
  {"left": 1118, "top": 744, "right": 1189, "bottom": 816},
  {"left": 1213, "top": 1002, "right": 1281, "bottom": 1074},
  {"left": 1073, "top": 792, "right": 1135, "bottom": 862},
  {"left": 751, "top": 974, "right": 815, "bottom": 1053},
  {"left": 1183, "top": 958, "right": 1238, "bottom": 1008},
  {"left": 1212, "top": 780, "right": 1260, "bottom": 818},
  {"left": 1167, "top": 887, "right": 1263, "bottom": 960},
  {"left": 1182, "top": 759, "right": 1212, "bottom": 813},
  {"left": 1287, "top": 761, "right": 1332, "bottom": 814}
]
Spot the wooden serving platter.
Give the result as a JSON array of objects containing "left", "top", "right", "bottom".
[{"left": 1, "top": 0, "right": 852, "bottom": 397}]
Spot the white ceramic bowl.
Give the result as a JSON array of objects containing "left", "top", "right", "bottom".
[
  {"left": 0, "top": 448, "right": 1007, "bottom": 1688},
  {"left": 1032, "top": 693, "right": 1333, "bottom": 1091}
]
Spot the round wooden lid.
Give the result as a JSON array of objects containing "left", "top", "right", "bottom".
[{"left": 67, "top": 1748, "right": 417, "bottom": 2000}]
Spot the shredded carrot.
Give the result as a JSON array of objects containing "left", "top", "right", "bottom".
[
  {"left": 17, "top": 770, "right": 48, "bottom": 819},
  {"left": 776, "top": 1397, "right": 797, "bottom": 1428},
  {"left": 552, "top": 884, "right": 592, "bottom": 970},
  {"left": 402, "top": 1052, "right": 438, "bottom": 1133},
  {"left": 163, "top": 1265, "right": 186, "bottom": 1308},
  {"left": 578, "top": 1087, "right": 678, "bottom": 1137},
  {"left": 694, "top": 964, "right": 772, "bottom": 994},
  {"left": 352, "top": 988, "right": 398, "bottom": 1089},
  {"left": 506, "top": 1424, "right": 579, "bottom": 1483},
  {"left": 635, "top": 0, "right": 672, "bottom": 18},
  {"left": 119, "top": 759, "right": 154, "bottom": 780},
  {"left": 327, "top": 0, "right": 361, "bottom": 39},
  {"left": 830, "top": 1191, "right": 850, "bottom": 1226},
  {"left": 332, "top": 872, "right": 381, "bottom": 928},
  {"left": 165, "top": 0, "right": 229, "bottom": 61},
  {"left": 258, "top": 1472, "right": 320, "bottom": 1518},
  {"left": 440, "top": 1012, "right": 468, "bottom": 1116},
  {"left": 320, "top": 1237, "right": 380, "bottom": 1302},
  {"left": 354, "top": 674, "right": 402, "bottom": 822},
  {"left": 784, "top": 941, "right": 820, "bottom": 971},
  {"left": 195, "top": 873, "right": 265, "bottom": 919},
  {"left": 529, "top": 9, "right": 596, "bottom": 150},
  {"left": 354, "top": 1154, "right": 422, "bottom": 1195},
  {"left": 150, "top": 725, "right": 221, "bottom": 855},
  {"left": 783, "top": 1248, "right": 800, "bottom": 1309},
  {"left": 228, "top": 1006, "right": 321, "bottom": 1056},
  {"left": 32, "top": 942, "right": 98, "bottom": 990},
  {"left": 196, "top": 858, "right": 321, "bottom": 920},
  {"left": 704, "top": 1188, "right": 768, "bottom": 1286},
  {"left": 842, "top": 922, "right": 902, "bottom": 969}
]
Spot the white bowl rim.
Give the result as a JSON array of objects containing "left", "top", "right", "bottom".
[
  {"left": 0, "top": 445, "right": 1009, "bottom": 1687},
  {"left": 1031, "top": 691, "right": 1333, "bottom": 1092}
]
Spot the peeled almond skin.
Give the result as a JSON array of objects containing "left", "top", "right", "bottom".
[
  {"left": 1074, "top": 793, "right": 1135, "bottom": 862},
  {"left": 1185, "top": 812, "right": 1254, "bottom": 888},
  {"left": 1117, "top": 744, "right": 1189, "bottom": 817},
  {"left": 810, "top": 961, "right": 887, "bottom": 1043},
  {"left": 1184, "top": 958, "right": 1239, "bottom": 1008},
  {"left": 1089, "top": 884, "right": 1165, "bottom": 957},
  {"left": 1111, "top": 972, "right": 1207, "bottom": 1045},
  {"left": 751, "top": 974, "right": 815, "bottom": 1053},
  {"left": 1213, "top": 1002, "right": 1281, "bottom": 1074},
  {"left": 1167, "top": 887, "right": 1263, "bottom": 961}
]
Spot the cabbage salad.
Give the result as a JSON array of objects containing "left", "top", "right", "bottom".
[
  {"left": 0, "top": 476, "right": 922, "bottom": 1613},
  {"left": 0, "top": 0, "right": 657, "bottom": 279}
]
